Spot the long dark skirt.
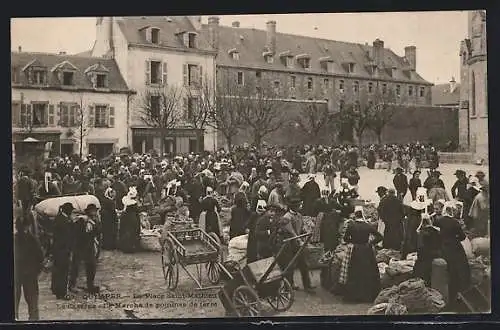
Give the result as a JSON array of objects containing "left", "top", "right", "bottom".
[
  {"left": 402, "top": 215, "right": 420, "bottom": 258},
  {"left": 413, "top": 254, "right": 434, "bottom": 286},
  {"left": 205, "top": 212, "right": 221, "bottom": 240},
  {"left": 367, "top": 154, "right": 376, "bottom": 169},
  {"left": 101, "top": 208, "right": 118, "bottom": 250},
  {"left": 442, "top": 242, "right": 471, "bottom": 303},
  {"left": 343, "top": 244, "right": 381, "bottom": 303},
  {"left": 383, "top": 222, "right": 404, "bottom": 251},
  {"left": 119, "top": 213, "right": 140, "bottom": 253}
]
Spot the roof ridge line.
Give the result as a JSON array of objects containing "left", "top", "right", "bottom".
[{"left": 11, "top": 51, "right": 107, "bottom": 60}]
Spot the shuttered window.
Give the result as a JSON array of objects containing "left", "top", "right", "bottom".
[{"left": 12, "top": 102, "right": 21, "bottom": 127}]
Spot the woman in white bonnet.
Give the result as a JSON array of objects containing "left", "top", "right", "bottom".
[{"left": 118, "top": 187, "right": 141, "bottom": 253}]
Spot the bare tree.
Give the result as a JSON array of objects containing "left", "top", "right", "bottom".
[
  {"left": 138, "top": 85, "right": 183, "bottom": 155},
  {"left": 240, "top": 78, "right": 285, "bottom": 149},
  {"left": 208, "top": 74, "right": 246, "bottom": 150},
  {"left": 185, "top": 75, "right": 212, "bottom": 152},
  {"left": 368, "top": 88, "right": 400, "bottom": 144},
  {"left": 295, "top": 100, "right": 330, "bottom": 143},
  {"left": 74, "top": 95, "right": 92, "bottom": 159}
]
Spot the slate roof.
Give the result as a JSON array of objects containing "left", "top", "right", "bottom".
[
  {"left": 116, "top": 16, "right": 215, "bottom": 52},
  {"left": 11, "top": 52, "right": 131, "bottom": 93},
  {"left": 431, "top": 83, "right": 460, "bottom": 106},
  {"left": 200, "top": 23, "right": 432, "bottom": 85}
]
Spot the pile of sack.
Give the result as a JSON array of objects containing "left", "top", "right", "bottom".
[
  {"left": 373, "top": 278, "right": 446, "bottom": 314},
  {"left": 226, "top": 234, "right": 247, "bottom": 266},
  {"left": 469, "top": 255, "right": 490, "bottom": 286},
  {"left": 367, "top": 301, "right": 408, "bottom": 315},
  {"left": 376, "top": 249, "right": 402, "bottom": 264},
  {"left": 363, "top": 204, "right": 379, "bottom": 222},
  {"left": 378, "top": 252, "right": 417, "bottom": 288},
  {"left": 470, "top": 237, "right": 490, "bottom": 257}
]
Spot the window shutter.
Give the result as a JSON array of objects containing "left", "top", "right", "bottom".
[
  {"left": 108, "top": 106, "right": 115, "bottom": 127},
  {"left": 89, "top": 105, "right": 95, "bottom": 128},
  {"left": 183, "top": 33, "right": 189, "bottom": 47},
  {"left": 48, "top": 104, "right": 55, "bottom": 126},
  {"left": 198, "top": 65, "right": 203, "bottom": 86},
  {"left": 90, "top": 74, "right": 97, "bottom": 88},
  {"left": 146, "top": 28, "right": 151, "bottom": 42},
  {"left": 12, "top": 103, "right": 20, "bottom": 127},
  {"left": 26, "top": 104, "right": 32, "bottom": 127},
  {"left": 184, "top": 97, "right": 189, "bottom": 120},
  {"left": 162, "top": 62, "right": 168, "bottom": 85},
  {"left": 20, "top": 104, "right": 26, "bottom": 127},
  {"left": 146, "top": 60, "right": 151, "bottom": 85},
  {"left": 182, "top": 64, "right": 188, "bottom": 86},
  {"left": 57, "top": 103, "right": 63, "bottom": 126},
  {"left": 71, "top": 105, "right": 78, "bottom": 127}
]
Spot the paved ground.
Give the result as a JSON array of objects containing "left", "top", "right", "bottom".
[{"left": 17, "top": 163, "right": 489, "bottom": 321}]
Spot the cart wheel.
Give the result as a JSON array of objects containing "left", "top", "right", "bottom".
[
  {"left": 161, "top": 238, "right": 179, "bottom": 290},
  {"left": 267, "top": 278, "right": 295, "bottom": 312},
  {"left": 232, "top": 285, "right": 262, "bottom": 317},
  {"left": 208, "top": 232, "right": 221, "bottom": 247}
]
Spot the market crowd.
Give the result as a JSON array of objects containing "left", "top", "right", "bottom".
[{"left": 13, "top": 142, "right": 490, "bottom": 319}]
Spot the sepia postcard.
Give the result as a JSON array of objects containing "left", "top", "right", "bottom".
[{"left": 11, "top": 11, "right": 490, "bottom": 321}]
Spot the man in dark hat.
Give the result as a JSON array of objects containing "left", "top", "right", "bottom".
[
  {"left": 393, "top": 167, "right": 408, "bottom": 201},
  {"left": 51, "top": 202, "right": 75, "bottom": 300},
  {"left": 409, "top": 170, "right": 422, "bottom": 201},
  {"left": 272, "top": 197, "right": 315, "bottom": 293},
  {"left": 451, "top": 170, "right": 469, "bottom": 202},
  {"left": 301, "top": 175, "right": 320, "bottom": 217},
  {"left": 377, "top": 186, "right": 405, "bottom": 250},
  {"left": 69, "top": 203, "right": 101, "bottom": 294},
  {"left": 15, "top": 207, "right": 44, "bottom": 320},
  {"left": 423, "top": 170, "right": 445, "bottom": 191}
]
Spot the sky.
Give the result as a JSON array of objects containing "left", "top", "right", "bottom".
[{"left": 11, "top": 12, "right": 470, "bottom": 85}]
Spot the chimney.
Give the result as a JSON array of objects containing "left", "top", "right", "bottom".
[
  {"left": 372, "top": 38, "right": 384, "bottom": 68},
  {"left": 232, "top": 21, "right": 240, "bottom": 28},
  {"left": 208, "top": 16, "right": 220, "bottom": 50},
  {"left": 404, "top": 45, "right": 416, "bottom": 71},
  {"left": 266, "top": 20, "right": 277, "bottom": 54},
  {"left": 187, "top": 16, "right": 202, "bottom": 31},
  {"left": 18, "top": 46, "right": 22, "bottom": 53},
  {"left": 449, "top": 77, "right": 457, "bottom": 93}
]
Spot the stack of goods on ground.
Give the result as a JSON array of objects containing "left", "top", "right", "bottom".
[
  {"left": 369, "top": 278, "right": 445, "bottom": 314},
  {"left": 376, "top": 249, "right": 417, "bottom": 288},
  {"left": 139, "top": 213, "right": 162, "bottom": 252},
  {"left": 468, "top": 237, "right": 490, "bottom": 286}
]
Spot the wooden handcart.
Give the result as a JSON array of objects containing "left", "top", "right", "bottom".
[
  {"left": 218, "top": 232, "right": 312, "bottom": 317},
  {"left": 161, "top": 224, "right": 225, "bottom": 290}
]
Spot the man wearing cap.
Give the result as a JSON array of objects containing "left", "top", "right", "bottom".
[
  {"left": 393, "top": 167, "right": 408, "bottom": 201},
  {"left": 272, "top": 197, "right": 315, "bottom": 293},
  {"left": 377, "top": 186, "right": 405, "bottom": 251},
  {"left": 51, "top": 202, "right": 75, "bottom": 300},
  {"left": 451, "top": 170, "right": 469, "bottom": 202},
  {"left": 409, "top": 170, "right": 422, "bottom": 201},
  {"left": 69, "top": 204, "right": 101, "bottom": 294}
]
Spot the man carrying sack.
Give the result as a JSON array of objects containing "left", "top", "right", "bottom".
[{"left": 69, "top": 204, "right": 101, "bottom": 294}]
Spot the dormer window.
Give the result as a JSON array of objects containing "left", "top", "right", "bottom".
[
  {"left": 285, "top": 56, "right": 293, "bottom": 68},
  {"left": 84, "top": 63, "right": 110, "bottom": 89},
  {"left": 265, "top": 55, "right": 274, "bottom": 64},
  {"left": 32, "top": 68, "right": 48, "bottom": 85},
  {"left": 228, "top": 48, "right": 240, "bottom": 61},
  {"left": 151, "top": 28, "right": 160, "bottom": 44},
  {"left": 96, "top": 73, "right": 108, "bottom": 88},
  {"left": 319, "top": 57, "right": 334, "bottom": 73},
  {"left": 347, "top": 63, "right": 355, "bottom": 73},
  {"left": 188, "top": 33, "right": 196, "bottom": 48},
  {"left": 62, "top": 71, "right": 74, "bottom": 86}
]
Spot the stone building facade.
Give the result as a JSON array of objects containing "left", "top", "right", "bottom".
[
  {"left": 459, "top": 10, "right": 488, "bottom": 161},
  {"left": 11, "top": 51, "right": 133, "bottom": 159},
  {"left": 92, "top": 16, "right": 218, "bottom": 154},
  {"left": 201, "top": 17, "right": 434, "bottom": 146}
]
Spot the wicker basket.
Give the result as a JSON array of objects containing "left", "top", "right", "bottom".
[
  {"left": 305, "top": 243, "right": 325, "bottom": 269},
  {"left": 140, "top": 229, "right": 161, "bottom": 252}
]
